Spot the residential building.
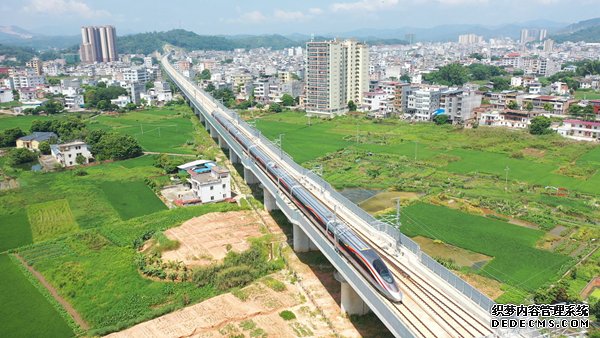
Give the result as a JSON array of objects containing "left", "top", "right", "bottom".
[
  {"left": 111, "top": 95, "right": 131, "bottom": 108},
  {"left": 361, "top": 91, "right": 390, "bottom": 116},
  {"left": 16, "top": 132, "right": 57, "bottom": 151},
  {"left": 406, "top": 86, "right": 442, "bottom": 121},
  {"left": 458, "top": 34, "right": 483, "bottom": 45},
  {"left": 520, "top": 95, "right": 572, "bottom": 115},
  {"left": 51, "top": 141, "right": 93, "bottom": 167},
  {"left": 10, "top": 74, "right": 45, "bottom": 89},
  {"left": 440, "top": 89, "right": 482, "bottom": 123},
  {"left": 188, "top": 166, "right": 232, "bottom": 203},
  {"left": 556, "top": 120, "right": 600, "bottom": 142},
  {"left": 0, "top": 87, "right": 13, "bottom": 103},
  {"left": 123, "top": 67, "right": 148, "bottom": 84},
  {"left": 305, "top": 39, "right": 368, "bottom": 117},
  {"left": 479, "top": 110, "right": 536, "bottom": 129},
  {"left": 80, "top": 25, "right": 118, "bottom": 63},
  {"left": 26, "top": 58, "right": 43, "bottom": 75},
  {"left": 64, "top": 95, "right": 85, "bottom": 110}
]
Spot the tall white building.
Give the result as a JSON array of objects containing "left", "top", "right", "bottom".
[
  {"left": 80, "top": 26, "right": 117, "bottom": 63},
  {"left": 458, "top": 34, "right": 483, "bottom": 45},
  {"left": 305, "top": 39, "right": 369, "bottom": 117}
]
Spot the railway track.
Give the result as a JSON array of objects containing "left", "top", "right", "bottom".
[{"left": 165, "top": 59, "right": 494, "bottom": 338}]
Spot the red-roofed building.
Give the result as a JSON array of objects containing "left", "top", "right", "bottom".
[{"left": 556, "top": 119, "right": 600, "bottom": 142}]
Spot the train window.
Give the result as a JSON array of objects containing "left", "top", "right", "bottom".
[{"left": 372, "top": 259, "right": 394, "bottom": 284}]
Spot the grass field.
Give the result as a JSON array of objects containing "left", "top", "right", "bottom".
[
  {"left": 0, "top": 211, "right": 32, "bottom": 252},
  {"left": 401, "top": 203, "right": 573, "bottom": 292},
  {"left": 574, "top": 90, "right": 600, "bottom": 100},
  {"left": 100, "top": 180, "right": 167, "bottom": 220},
  {"left": 0, "top": 114, "right": 73, "bottom": 132},
  {"left": 27, "top": 199, "right": 79, "bottom": 242},
  {"left": 88, "top": 107, "right": 197, "bottom": 154},
  {"left": 0, "top": 253, "right": 74, "bottom": 338},
  {"left": 19, "top": 203, "right": 243, "bottom": 335}
]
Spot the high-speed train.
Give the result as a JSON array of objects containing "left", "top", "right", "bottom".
[{"left": 211, "top": 111, "right": 403, "bottom": 303}]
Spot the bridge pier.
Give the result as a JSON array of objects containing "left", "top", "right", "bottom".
[
  {"left": 263, "top": 188, "right": 279, "bottom": 212},
  {"left": 218, "top": 135, "right": 229, "bottom": 149},
  {"left": 229, "top": 149, "right": 240, "bottom": 164},
  {"left": 243, "top": 167, "right": 259, "bottom": 184},
  {"left": 292, "top": 223, "right": 318, "bottom": 252},
  {"left": 209, "top": 125, "right": 218, "bottom": 138},
  {"left": 334, "top": 271, "right": 370, "bottom": 316}
]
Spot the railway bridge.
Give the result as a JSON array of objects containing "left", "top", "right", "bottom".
[{"left": 162, "top": 55, "right": 503, "bottom": 338}]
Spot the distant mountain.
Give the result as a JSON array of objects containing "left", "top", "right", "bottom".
[
  {"left": 335, "top": 22, "right": 566, "bottom": 42},
  {"left": 552, "top": 17, "right": 600, "bottom": 43},
  {"left": 556, "top": 17, "right": 600, "bottom": 34},
  {"left": 0, "top": 25, "right": 78, "bottom": 50},
  {"left": 0, "top": 25, "right": 34, "bottom": 40}
]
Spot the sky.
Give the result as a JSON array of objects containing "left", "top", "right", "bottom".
[{"left": 1, "top": 0, "right": 600, "bottom": 36}]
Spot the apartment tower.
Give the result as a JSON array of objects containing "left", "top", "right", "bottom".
[
  {"left": 80, "top": 26, "right": 118, "bottom": 63},
  {"left": 305, "top": 39, "right": 369, "bottom": 117}
]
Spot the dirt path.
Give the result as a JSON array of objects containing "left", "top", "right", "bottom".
[
  {"left": 14, "top": 254, "right": 90, "bottom": 330},
  {"left": 143, "top": 151, "right": 198, "bottom": 157}
]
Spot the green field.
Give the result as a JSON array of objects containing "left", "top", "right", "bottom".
[
  {"left": 27, "top": 199, "right": 79, "bottom": 242},
  {"left": 19, "top": 203, "right": 242, "bottom": 335},
  {"left": 0, "top": 254, "right": 74, "bottom": 338},
  {"left": 100, "top": 180, "right": 167, "bottom": 220},
  {"left": 574, "top": 90, "right": 600, "bottom": 100},
  {"left": 0, "top": 211, "right": 32, "bottom": 252},
  {"left": 0, "top": 114, "right": 68, "bottom": 132},
  {"left": 0, "top": 156, "right": 166, "bottom": 252},
  {"left": 88, "top": 107, "right": 197, "bottom": 154},
  {"left": 401, "top": 203, "right": 573, "bottom": 292}
]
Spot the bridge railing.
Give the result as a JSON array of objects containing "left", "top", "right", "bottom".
[{"left": 164, "top": 59, "right": 495, "bottom": 314}]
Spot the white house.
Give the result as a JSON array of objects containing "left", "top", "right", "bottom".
[
  {"left": 0, "top": 87, "right": 13, "bottom": 103},
  {"left": 50, "top": 141, "right": 93, "bottom": 167},
  {"left": 556, "top": 119, "right": 600, "bottom": 142},
  {"left": 187, "top": 165, "right": 231, "bottom": 203},
  {"left": 64, "top": 95, "right": 84, "bottom": 110},
  {"left": 110, "top": 95, "right": 131, "bottom": 108}
]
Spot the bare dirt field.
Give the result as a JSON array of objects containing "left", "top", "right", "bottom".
[
  {"left": 161, "top": 210, "right": 273, "bottom": 266},
  {"left": 108, "top": 207, "right": 370, "bottom": 338},
  {"left": 106, "top": 270, "right": 335, "bottom": 338}
]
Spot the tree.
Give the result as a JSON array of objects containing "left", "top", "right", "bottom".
[
  {"left": 348, "top": 100, "right": 357, "bottom": 111},
  {"left": 75, "top": 154, "right": 87, "bottom": 165},
  {"left": 145, "top": 82, "right": 154, "bottom": 91},
  {"left": 491, "top": 77, "right": 510, "bottom": 91},
  {"left": 38, "top": 141, "right": 51, "bottom": 155},
  {"left": 269, "top": 102, "right": 282, "bottom": 113},
  {"left": 507, "top": 101, "right": 519, "bottom": 110},
  {"left": 0, "top": 127, "right": 25, "bottom": 147},
  {"left": 525, "top": 101, "right": 534, "bottom": 112},
  {"left": 199, "top": 69, "right": 211, "bottom": 80},
  {"left": 569, "top": 105, "right": 595, "bottom": 121},
  {"left": 125, "top": 103, "right": 138, "bottom": 111},
  {"left": 529, "top": 116, "right": 553, "bottom": 135},
  {"left": 205, "top": 83, "right": 215, "bottom": 92},
  {"left": 92, "top": 134, "right": 142, "bottom": 161},
  {"left": 425, "top": 63, "right": 469, "bottom": 86},
  {"left": 154, "top": 154, "right": 178, "bottom": 174},
  {"left": 7, "top": 148, "right": 38, "bottom": 165},
  {"left": 543, "top": 103, "right": 554, "bottom": 112},
  {"left": 434, "top": 114, "right": 449, "bottom": 125},
  {"left": 280, "top": 94, "right": 294, "bottom": 107},
  {"left": 400, "top": 74, "right": 411, "bottom": 83}
]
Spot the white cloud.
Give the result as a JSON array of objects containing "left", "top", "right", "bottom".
[
  {"left": 23, "top": 0, "right": 110, "bottom": 18},
  {"left": 331, "top": 0, "right": 400, "bottom": 12},
  {"left": 226, "top": 10, "right": 266, "bottom": 24},
  {"left": 274, "top": 10, "right": 306, "bottom": 21},
  {"left": 308, "top": 7, "right": 324, "bottom": 15}
]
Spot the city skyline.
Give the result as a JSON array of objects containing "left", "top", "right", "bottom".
[{"left": 2, "top": 0, "right": 600, "bottom": 36}]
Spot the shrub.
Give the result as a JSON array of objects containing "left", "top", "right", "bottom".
[
  {"left": 7, "top": 148, "right": 38, "bottom": 165},
  {"left": 215, "top": 265, "right": 254, "bottom": 290},
  {"left": 279, "top": 310, "right": 296, "bottom": 321}
]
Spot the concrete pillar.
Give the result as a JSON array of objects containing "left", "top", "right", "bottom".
[
  {"left": 218, "top": 135, "right": 229, "bottom": 149},
  {"left": 263, "top": 188, "right": 279, "bottom": 212},
  {"left": 334, "top": 271, "right": 370, "bottom": 315},
  {"left": 210, "top": 125, "right": 218, "bottom": 138},
  {"left": 292, "top": 223, "right": 318, "bottom": 252},
  {"left": 243, "top": 167, "right": 259, "bottom": 184},
  {"left": 229, "top": 149, "right": 240, "bottom": 164}
]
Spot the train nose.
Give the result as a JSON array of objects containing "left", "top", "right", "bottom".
[{"left": 389, "top": 290, "right": 403, "bottom": 303}]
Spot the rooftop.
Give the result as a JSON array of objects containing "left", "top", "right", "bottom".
[
  {"left": 18, "top": 132, "right": 57, "bottom": 142},
  {"left": 564, "top": 119, "right": 600, "bottom": 127}
]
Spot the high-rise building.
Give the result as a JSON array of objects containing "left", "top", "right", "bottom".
[
  {"left": 80, "top": 26, "right": 118, "bottom": 63},
  {"left": 305, "top": 39, "right": 369, "bottom": 117},
  {"left": 26, "top": 57, "right": 43, "bottom": 75},
  {"left": 539, "top": 29, "right": 548, "bottom": 41},
  {"left": 543, "top": 39, "right": 554, "bottom": 52},
  {"left": 458, "top": 34, "right": 483, "bottom": 45}
]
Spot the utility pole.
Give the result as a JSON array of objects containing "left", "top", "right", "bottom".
[
  {"left": 504, "top": 166, "right": 510, "bottom": 191},
  {"left": 274, "top": 133, "right": 285, "bottom": 159},
  {"left": 414, "top": 141, "right": 418, "bottom": 161}
]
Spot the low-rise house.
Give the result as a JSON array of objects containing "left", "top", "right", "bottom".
[
  {"left": 187, "top": 165, "right": 231, "bottom": 203},
  {"left": 479, "top": 110, "right": 535, "bottom": 129},
  {"left": 50, "top": 141, "right": 93, "bottom": 167},
  {"left": 110, "top": 95, "right": 130, "bottom": 108},
  {"left": 556, "top": 120, "right": 600, "bottom": 142},
  {"left": 16, "top": 132, "right": 57, "bottom": 151}
]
